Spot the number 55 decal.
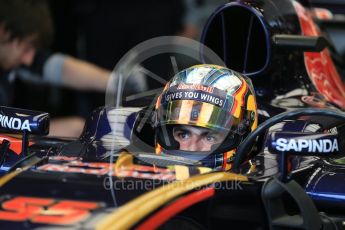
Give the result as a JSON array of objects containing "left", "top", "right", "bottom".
[{"left": 0, "top": 196, "right": 100, "bottom": 225}]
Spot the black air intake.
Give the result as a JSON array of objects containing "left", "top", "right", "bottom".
[{"left": 201, "top": 3, "right": 271, "bottom": 77}]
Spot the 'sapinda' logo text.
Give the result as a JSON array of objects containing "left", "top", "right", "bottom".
[
  {"left": 275, "top": 138, "right": 339, "bottom": 153},
  {"left": 0, "top": 114, "right": 31, "bottom": 132}
]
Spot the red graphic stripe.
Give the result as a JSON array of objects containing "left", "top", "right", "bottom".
[
  {"left": 294, "top": 1, "right": 345, "bottom": 109},
  {"left": 136, "top": 188, "right": 215, "bottom": 230}
]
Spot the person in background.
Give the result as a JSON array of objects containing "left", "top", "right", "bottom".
[
  {"left": 49, "top": 0, "right": 185, "bottom": 116},
  {"left": 0, "top": 0, "right": 145, "bottom": 137}
]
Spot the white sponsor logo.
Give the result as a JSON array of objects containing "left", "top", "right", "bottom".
[
  {"left": 0, "top": 114, "right": 31, "bottom": 132},
  {"left": 275, "top": 138, "right": 339, "bottom": 153}
]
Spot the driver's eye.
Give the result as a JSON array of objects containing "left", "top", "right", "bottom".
[
  {"left": 205, "top": 135, "right": 218, "bottom": 143},
  {"left": 175, "top": 130, "right": 190, "bottom": 140}
]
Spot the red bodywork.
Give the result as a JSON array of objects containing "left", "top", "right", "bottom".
[{"left": 294, "top": 1, "right": 345, "bottom": 109}]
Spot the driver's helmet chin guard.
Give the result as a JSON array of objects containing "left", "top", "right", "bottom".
[{"left": 153, "top": 64, "right": 258, "bottom": 170}]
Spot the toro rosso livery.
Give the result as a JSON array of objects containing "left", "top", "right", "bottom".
[{"left": 1, "top": 0, "right": 345, "bottom": 229}]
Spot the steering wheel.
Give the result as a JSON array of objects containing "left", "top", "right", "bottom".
[{"left": 231, "top": 108, "right": 345, "bottom": 173}]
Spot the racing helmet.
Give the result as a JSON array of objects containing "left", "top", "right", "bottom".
[{"left": 153, "top": 64, "right": 258, "bottom": 170}]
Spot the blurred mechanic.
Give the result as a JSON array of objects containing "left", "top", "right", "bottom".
[
  {"left": 0, "top": 0, "right": 144, "bottom": 137},
  {"left": 153, "top": 64, "right": 258, "bottom": 170}
]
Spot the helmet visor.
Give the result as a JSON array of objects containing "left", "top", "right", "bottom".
[{"left": 156, "top": 99, "right": 242, "bottom": 133}]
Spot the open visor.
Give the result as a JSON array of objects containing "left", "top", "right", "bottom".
[{"left": 156, "top": 99, "right": 241, "bottom": 133}]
